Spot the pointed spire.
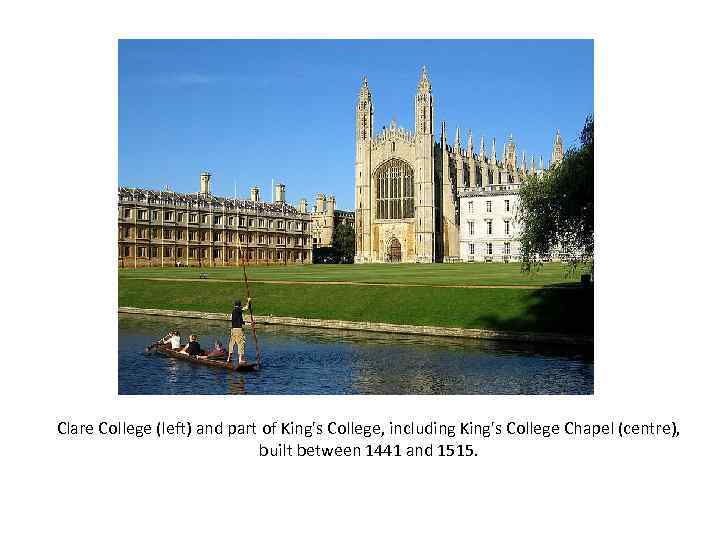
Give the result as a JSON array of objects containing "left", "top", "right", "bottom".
[
  {"left": 539, "top": 155, "right": 544, "bottom": 169},
  {"left": 480, "top": 136, "right": 485, "bottom": 159},
  {"left": 491, "top": 137, "right": 497, "bottom": 164},
  {"left": 358, "top": 75, "right": 372, "bottom": 106},
  {"left": 468, "top": 129, "right": 473, "bottom": 154},
  {"left": 441, "top": 121, "right": 447, "bottom": 145},
  {"left": 531, "top": 154, "right": 536, "bottom": 173},
  {"left": 454, "top": 125, "right": 461, "bottom": 151},
  {"left": 522, "top": 150, "right": 527, "bottom": 170},
  {"left": 359, "top": 75, "right": 369, "bottom": 94},
  {"left": 417, "top": 65, "right": 431, "bottom": 93},
  {"left": 552, "top": 129, "right": 563, "bottom": 165}
]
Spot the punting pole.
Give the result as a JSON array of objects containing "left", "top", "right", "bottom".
[{"left": 241, "top": 237, "right": 262, "bottom": 367}]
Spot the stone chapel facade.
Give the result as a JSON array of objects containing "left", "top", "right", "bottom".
[{"left": 354, "top": 67, "right": 560, "bottom": 264}]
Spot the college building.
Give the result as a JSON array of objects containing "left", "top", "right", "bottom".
[
  {"left": 310, "top": 193, "right": 355, "bottom": 249},
  {"left": 354, "top": 66, "right": 562, "bottom": 263},
  {"left": 458, "top": 131, "right": 564, "bottom": 262},
  {"left": 118, "top": 173, "right": 313, "bottom": 267}
]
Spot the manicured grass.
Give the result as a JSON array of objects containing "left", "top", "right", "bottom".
[
  {"left": 119, "top": 277, "right": 593, "bottom": 335},
  {"left": 119, "top": 262, "right": 590, "bottom": 287}
]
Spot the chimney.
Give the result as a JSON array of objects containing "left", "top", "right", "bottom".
[
  {"left": 298, "top": 198, "right": 308, "bottom": 213},
  {"left": 326, "top": 195, "right": 336, "bottom": 215},
  {"left": 315, "top": 193, "right": 326, "bottom": 213},
  {"left": 250, "top": 186, "right": 260, "bottom": 202},
  {"left": 274, "top": 183, "right": 286, "bottom": 203},
  {"left": 200, "top": 171, "right": 211, "bottom": 195}
]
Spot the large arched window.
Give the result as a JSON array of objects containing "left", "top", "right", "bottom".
[{"left": 375, "top": 159, "right": 414, "bottom": 219}]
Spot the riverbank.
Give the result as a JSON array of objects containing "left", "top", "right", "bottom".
[
  {"left": 119, "top": 307, "right": 593, "bottom": 346},
  {"left": 120, "top": 277, "right": 592, "bottom": 337}
]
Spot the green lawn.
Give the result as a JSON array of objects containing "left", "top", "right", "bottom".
[
  {"left": 119, "top": 262, "right": 589, "bottom": 287},
  {"left": 119, "top": 266, "right": 593, "bottom": 336}
]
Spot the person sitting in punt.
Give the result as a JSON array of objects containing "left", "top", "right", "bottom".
[
  {"left": 207, "top": 339, "right": 226, "bottom": 358},
  {"left": 181, "top": 335, "right": 207, "bottom": 358},
  {"left": 162, "top": 330, "right": 181, "bottom": 350}
]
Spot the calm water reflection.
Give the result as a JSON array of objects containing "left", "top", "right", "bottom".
[{"left": 118, "top": 314, "right": 593, "bottom": 395}]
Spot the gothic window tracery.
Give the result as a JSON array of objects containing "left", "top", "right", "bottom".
[{"left": 375, "top": 159, "right": 414, "bottom": 220}]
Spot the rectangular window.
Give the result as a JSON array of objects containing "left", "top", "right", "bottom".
[
  {"left": 228, "top": 216, "right": 234, "bottom": 226},
  {"left": 152, "top": 210, "right": 159, "bottom": 221},
  {"left": 259, "top": 219, "right": 265, "bottom": 227},
  {"left": 213, "top": 248, "right": 221, "bottom": 258},
  {"left": 487, "top": 243, "right": 493, "bottom": 255},
  {"left": 259, "top": 235, "right": 265, "bottom": 244},
  {"left": 213, "top": 232, "right": 221, "bottom": 242},
  {"left": 139, "top": 210, "right": 148, "bottom": 220},
  {"left": 123, "top": 246, "right": 130, "bottom": 256},
  {"left": 504, "top": 242, "right": 510, "bottom": 255},
  {"left": 504, "top": 199, "right": 510, "bottom": 212},
  {"left": 468, "top": 201, "right": 474, "bottom": 213},
  {"left": 151, "top": 247, "right": 158, "bottom": 257},
  {"left": 201, "top": 214, "right": 208, "bottom": 224},
  {"left": 486, "top": 200, "right": 492, "bottom": 212},
  {"left": 190, "top": 248, "right": 197, "bottom": 258},
  {"left": 124, "top": 208, "right": 131, "bottom": 218},
  {"left": 214, "top": 215, "right": 222, "bottom": 225},
  {"left": 200, "top": 248, "right": 207, "bottom": 258},
  {"left": 240, "top": 217, "right": 246, "bottom": 226},
  {"left": 164, "top": 211, "right": 173, "bottom": 221},
  {"left": 177, "top": 248, "right": 184, "bottom": 258},
  {"left": 163, "top": 247, "right": 172, "bottom": 257},
  {"left": 151, "top": 228, "right": 158, "bottom": 239},
  {"left": 138, "top": 247, "right": 147, "bottom": 257},
  {"left": 469, "top": 243, "right": 475, "bottom": 255},
  {"left": 189, "top": 214, "right": 197, "bottom": 223},
  {"left": 228, "top": 249, "right": 234, "bottom": 259},
  {"left": 177, "top": 212, "right": 184, "bottom": 222},
  {"left": 240, "top": 234, "right": 246, "bottom": 243},
  {"left": 487, "top": 220, "right": 492, "bottom": 235},
  {"left": 468, "top": 221, "right": 475, "bottom": 236},
  {"left": 249, "top": 219, "right": 255, "bottom": 227},
  {"left": 504, "top": 220, "right": 510, "bottom": 235}
]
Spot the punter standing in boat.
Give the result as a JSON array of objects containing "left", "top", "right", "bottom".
[{"left": 228, "top": 298, "right": 251, "bottom": 365}]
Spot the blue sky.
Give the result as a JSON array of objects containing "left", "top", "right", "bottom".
[{"left": 119, "top": 39, "right": 593, "bottom": 210}]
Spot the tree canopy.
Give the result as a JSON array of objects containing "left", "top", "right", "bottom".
[
  {"left": 517, "top": 115, "right": 594, "bottom": 272},
  {"left": 331, "top": 223, "right": 356, "bottom": 264}
]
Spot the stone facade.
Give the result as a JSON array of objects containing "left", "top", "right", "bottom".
[
  {"left": 310, "top": 193, "right": 355, "bottom": 248},
  {"left": 118, "top": 173, "right": 313, "bottom": 268},
  {"left": 459, "top": 186, "right": 522, "bottom": 262},
  {"left": 354, "top": 66, "right": 563, "bottom": 264},
  {"left": 459, "top": 131, "right": 567, "bottom": 262}
]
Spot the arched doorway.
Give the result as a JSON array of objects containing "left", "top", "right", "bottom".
[{"left": 389, "top": 237, "right": 401, "bottom": 262}]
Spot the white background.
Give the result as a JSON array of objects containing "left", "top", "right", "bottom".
[{"left": 2, "top": 1, "right": 719, "bottom": 538}]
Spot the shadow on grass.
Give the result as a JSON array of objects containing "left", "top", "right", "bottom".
[{"left": 470, "top": 284, "right": 594, "bottom": 336}]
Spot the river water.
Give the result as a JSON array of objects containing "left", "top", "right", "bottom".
[{"left": 118, "top": 314, "right": 593, "bottom": 395}]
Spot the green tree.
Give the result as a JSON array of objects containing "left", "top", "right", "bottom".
[
  {"left": 517, "top": 115, "right": 594, "bottom": 272},
  {"left": 331, "top": 223, "right": 356, "bottom": 264}
]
